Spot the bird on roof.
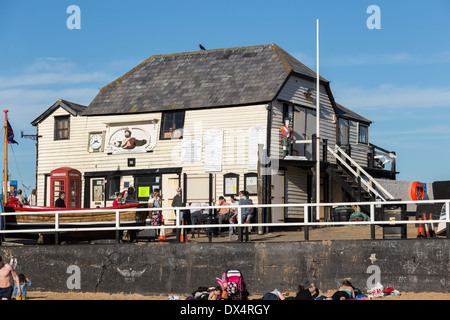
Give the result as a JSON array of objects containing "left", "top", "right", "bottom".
[{"left": 199, "top": 44, "right": 206, "bottom": 51}]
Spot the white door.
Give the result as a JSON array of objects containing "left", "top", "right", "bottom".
[
  {"left": 91, "top": 178, "right": 105, "bottom": 208},
  {"left": 161, "top": 174, "right": 180, "bottom": 220}
]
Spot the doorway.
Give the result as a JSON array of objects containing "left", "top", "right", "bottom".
[
  {"left": 293, "top": 106, "right": 316, "bottom": 159},
  {"left": 91, "top": 178, "right": 105, "bottom": 208}
]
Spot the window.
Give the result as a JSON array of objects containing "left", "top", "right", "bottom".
[
  {"left": 134, "top": 174, "right": 161, "bottom": 202},
  {"left": 54, "top": 116, "right": 70, "bottom": 140},
  {"left": 160, "top": 111, "right": 185, "bottom": 140},
  {"left": 106, "top": 176, "right": 121, "bottom": 201},
  {"left": 337, "top": 118, "right": 349, "bottom": 145},
  {"left": 244, "top": 173, "right": 258, "bottom": 195},
  {"left": 223, "top": 173, "right": 239, "bottom": 196},
  {"left": 358, "top": 124, "right": 368, "bottom": 144}
]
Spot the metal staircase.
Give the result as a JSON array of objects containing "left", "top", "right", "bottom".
[{"left": 327, "top": 144, "right": 395, "bottom": 203}]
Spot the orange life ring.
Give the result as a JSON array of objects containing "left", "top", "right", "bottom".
[{"left": 410, "top": 181, "right": 424, "bottom": 200}]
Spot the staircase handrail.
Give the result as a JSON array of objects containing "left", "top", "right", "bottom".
[{"left": 328, "top": 145, "right": 395, "bottom": 201}]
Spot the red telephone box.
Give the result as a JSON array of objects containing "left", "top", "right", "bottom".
[{"left": 50, "top": 167, "right": 81, "bottom": 208}]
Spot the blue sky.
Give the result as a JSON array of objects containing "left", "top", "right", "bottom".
[{"left": 1, "top": 0, "right": 450, "bottom": 194}]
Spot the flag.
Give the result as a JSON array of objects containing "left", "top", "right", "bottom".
[{"left": 6, "top": 120, "right": 18, "bottom": 144}]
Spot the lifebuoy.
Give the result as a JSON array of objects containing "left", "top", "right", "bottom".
[{"left": 410, "top": 181, "right": 424, "bottom": 200}]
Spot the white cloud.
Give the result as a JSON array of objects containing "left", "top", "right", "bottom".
[
  {"left": 0, "top": 57, "right": 111, "bottom": 88},
  {"left": 0, "top": 57, "right": 112, "bottom": 130}
]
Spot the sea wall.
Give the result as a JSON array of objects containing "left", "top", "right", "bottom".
[{"left": 0, "top": 239, "right": 448, "bottom": 296}]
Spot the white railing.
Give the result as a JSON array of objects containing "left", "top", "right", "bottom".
[
  {"left": 328, "top": 144, "right": 395, "bottom": 201},
  {"left": 1, "top": 199, "right": 449, "bottom": 241}
]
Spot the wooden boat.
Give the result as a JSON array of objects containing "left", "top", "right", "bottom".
[{"left": 5, "top": 197, "right": 143, "bottom": 225}]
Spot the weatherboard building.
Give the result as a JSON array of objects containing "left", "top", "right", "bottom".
[{"left": 31, "top": 44, "right": 397, "bottom": 223}]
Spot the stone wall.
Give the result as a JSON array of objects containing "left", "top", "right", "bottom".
[{"left": 0, "top": 239, "right": 448, "bottom": 296}]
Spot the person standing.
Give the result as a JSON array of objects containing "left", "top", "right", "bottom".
[
  {"left": 149, "top": 192, "right": 163, "bottom": 238},
  {"left": 16, "top": 190, "right": 27, "bottom": 205},
  {"left": 171, "top": 187, "right": 184, "bottom": 219},
  {"left": 54, "top": 192, "right": 66, "bottom": 208},
  {"left": 0, "top": 255, "right": 21, "bottom": 300},
  {"left": 27, "top": 189, "right": 37, "bottom": 206},
  {"left": 238, "top": 190, "right": 249, "bottom": 224},
  {"left": 228, "top": 195, "right": 239, "bottom": 241}
]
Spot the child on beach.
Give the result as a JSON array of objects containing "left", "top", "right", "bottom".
[{"left": 14, "top": 274, "right": 32, "bottom": 300}]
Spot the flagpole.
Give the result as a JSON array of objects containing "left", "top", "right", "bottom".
[
  {"left": 3, "top": 110, "right": 8, "bottom": 204},
  {"left": 315, "top": 19, "right": 320, "bottom": 220}
]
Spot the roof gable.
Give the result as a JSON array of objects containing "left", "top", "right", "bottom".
[
  {"left": 335, "top": 103, "right": 371, "bottom": 124},
  {"left": 31, "top": 99, "right": 87, "bottom": 126},
  {"left": 83, "top": 44, "right": 326, "bottom": 116}
]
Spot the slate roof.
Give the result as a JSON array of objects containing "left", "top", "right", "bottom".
[{"left": 83, "top": 44, "right": 327, "bottom": 116}]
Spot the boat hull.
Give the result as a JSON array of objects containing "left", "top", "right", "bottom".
[{"left": 5, "top": 203, "right": 146, "bottom": 225}]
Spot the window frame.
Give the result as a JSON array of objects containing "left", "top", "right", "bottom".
[
  {"left": 106, "top": 176, "right": 121, "bottom": 201},
  {"left": 54, "top": 115, "right": 70, "bottom": 141},
  {"left": 159, "top": 110, "right": 185, "bottom": 140},
  {"left": 358, "top": 123, "right": 369, "bottom": 144},
  {"left": 223, "top": 172, "right": 239, "bottom": 197},
  {"left": 337, "top": 118, "right": 350, "bottom": 145},
  {"left": 244, "top": 172, "right": 258, "bottom": 196}
]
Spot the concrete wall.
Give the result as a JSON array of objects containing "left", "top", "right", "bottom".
[{"left": 1, "top": 240, "right": 448, "bottom": 296}]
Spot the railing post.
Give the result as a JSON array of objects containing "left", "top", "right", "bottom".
[
  {"left": 176, "top": 208, "right": 181, "bottom": 243},
  {"left": 370, "top": 203, "right": 375, "bottom": 240},
  {"left": 55, "top": 212, "right": 59, "bottom": 245},
  {"left": 116, "top": 210, "right": 120, "bottom": 243},
  {"left": 304, "top": 205, "right": 309, "bottom": 241},
  {"left": 237, "top": 207, "right": 243, "bottom": 242}
]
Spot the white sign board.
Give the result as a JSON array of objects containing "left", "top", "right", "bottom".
[
  {"left": 204, "top": 128, "right": 223, "bottom": 172},
  {"left": 248, "top": 126, "right": 267, "bottom": 171},
  {"left": 181, "top": 138, "right": 202, "bottom": 162}
]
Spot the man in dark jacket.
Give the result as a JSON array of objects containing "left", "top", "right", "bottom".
[
  {"left": 172, "top": 188, "right": 187, "bottom": 240},
  {"left": 54, "top": 192, "right": 66, "bottom": 208}
]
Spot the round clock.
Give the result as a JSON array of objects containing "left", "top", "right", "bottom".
[{"left": 89, "top": 133, "right": 102, "bottom": 150}]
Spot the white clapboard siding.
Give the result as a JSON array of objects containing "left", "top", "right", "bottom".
[
  {"left": 276, "top": 75, "right": 336, "bottom": 162},
  {"left": 284, "top": 167, "right": 309, "bottom": 220},
  {"left": 36, "top": 104, "right": 268, "bottom": 206},
  {"left": 270, "top": 101, "right": 284, "bottom": 160}
]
